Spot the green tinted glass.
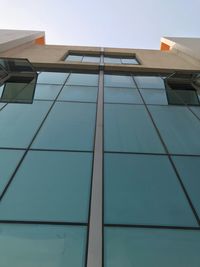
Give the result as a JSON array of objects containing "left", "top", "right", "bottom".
[{"left": 0, "top": 151, "right": 92, "bottom": 222}]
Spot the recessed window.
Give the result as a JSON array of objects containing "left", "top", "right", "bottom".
[
  {"left": 166, "top": 78, "right": 200, "bottom": 106},
  {"left": 104, "top": 56, "right": 139, "bottom": 65},
  {"left": 64, "top": 53, "right": 100, "bottom": 63}
]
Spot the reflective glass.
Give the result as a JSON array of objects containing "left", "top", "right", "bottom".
[
  {"left": 32, "top": 102, "right": 96, "bottom": 151},
  {"left": 189, "top": 106, "right": 200, "bottom": 119},
  {"left": 104, "top": 57, "right": 121, "bottom": 64},
  {"left": 58, "top": 85, "right": 98, "bottom": 102},
  {"left": 105, "top": 227, "right": 200, "bottom": 267},
  {"left": 0, "top": 101, "right": 52, "bottom": 148},
  {"left": 0, "top": 151, "right": 92, "bottom": 222},
  {"left": 149, "top": 105, "right": 200, "bottom": 154},
  {"left": 121, "top": 58, "right": 139, "bottom": 64},
  {"left": 134, "top": 76, "right": 165, "bottom": 89},
  {"left": 173, "top": 156, "right": 200, "bottom": 218},
  {"left": 104, "top": 87, "right": 143, "bottom": 104},
  {"left": 104, "top": 153, "right": 197, "bottom": 226},
  {"left": 104, "top": 104, "right": 164, "bottom": 153},
  {"left": 82, "top": 56, "right": 100, "bottom": 63},
  {"left": 65, "top": 55, "right": 82, "bottom": 62},
  {"left": 37, "top": 72, "right": 68, "bottom": 85},
  {"left": 67, "top": 73, "right": 98, "bottom": 86},
  {"left": 104, "top": 87, "right": 142, "bottom": 104},
  {"left": 0, "top": 149, "right": 24, "bottom": 195},
  {"left": 0, "top": 224, "right": 87, "bottom": 267},
  {"left": 104, "top": 75, "right": 136, "bottom": 88},
  {"left": 34, "top": 84, "right": 61, "bottom": 100},
  {"left": 140, "top": 89, "right": 168, "bottom": 105},
  {"left": 167, "top": 89, "right": 199, "bottom": 105}
]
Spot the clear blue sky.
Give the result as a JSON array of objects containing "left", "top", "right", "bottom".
[{"left": 1, "top": 0, "right": 200, "bottom": 49}]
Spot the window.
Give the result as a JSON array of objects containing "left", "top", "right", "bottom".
[
  {"left": 64, "top": 53, "right": 100, "bottom": 63},
  {"left": 104, "top": 56, "right": 139, "bottom": 65},
  {"left": 166, "top": 79, "right": 200, "bottom": 106}
]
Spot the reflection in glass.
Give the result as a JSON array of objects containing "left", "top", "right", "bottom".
[
  {"left": 37, "top": 72, "right": 68, "bottom": 85},
  {"left": 121, "top": 58, "right": 139, "bottom": 64},
  {"left": 173, "top": 156, "right": 200, "bottom": 218},
  {"left": 140, "top": 89, "right": 168, "bottom": 105},
  {"left": 65, "top": 55, "right": 83, "bottom": 62},
  {"left": 104, "top": 75, "right": 136, "bottom": 88},
  {"left": 134, "top": 76, "right": 165, "bottom": 89},
  {"left": 149, "top": 105, "right": 200, "bottom": 154},
  {"left": 32, "top": 102, "right": 96, "bottom": 151},
  {"left": 104, "top": 57, "right": 121, "bottom": 64},
  {"left": 67, "top": 73, "right": 98, "bottom": 86},
  {"left": 104, "top": 153, "right": 197, "bottom": 226},
  {"left": 166, "top": 89, "right": 199, "bottom": 105},
  {"left": 104, "top": 104, "right": 164, "bottom": 153},
  {"left": 105, "top": 227, "right": 200, "bottom": 267},
  {"left": 0, "top": 224, "right": 87, "bottom": 267},
  {"left": 0, "top": 101, "right": 52, "bottom": 148},
  {"left": 58, "top": 85, "right": 98, "bottom": 102},
  {"left": 0, "top": 149, "right": 24, "bottom": 195},
  {"left": 34, "top": 84, "right": 62, "bottom": 100},
  {"left": 0, "top": 151, "right": 92, "bottom": 222},
  {"left": 104, "top": 87, "right": 142, "bottom": 104}
]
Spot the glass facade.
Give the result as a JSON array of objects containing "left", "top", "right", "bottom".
[{"left": 0, "top": 69, "right": 200, "bottom": 266}]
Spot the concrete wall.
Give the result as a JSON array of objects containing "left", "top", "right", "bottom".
[{"left": 0, "top": 31, "right": 200, "bottom": 73}]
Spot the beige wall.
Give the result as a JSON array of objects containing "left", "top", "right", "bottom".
[{"left": 1, "top": 39, "right": 200, "bottom": 73}]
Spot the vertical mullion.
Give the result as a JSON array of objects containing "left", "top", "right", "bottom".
[{"left": 87, "top": 70, "right": 103, "bottom": 267}]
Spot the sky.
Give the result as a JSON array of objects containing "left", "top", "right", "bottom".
[{"left": 1, "top": 0, "right": 200, "bottom": 49}]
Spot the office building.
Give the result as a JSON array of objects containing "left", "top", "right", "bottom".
[{"left": 0, "top": 29, "right": 200, "bottom": 267}]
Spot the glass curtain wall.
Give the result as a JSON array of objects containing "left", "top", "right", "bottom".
[
  {"left": 104, "top": 74, "right": 200, "bottom": 267},
  {"left": 0, "top": 71, "right": 98, "bottom": 267}
]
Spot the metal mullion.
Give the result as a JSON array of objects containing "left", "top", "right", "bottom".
[
  {"left": 131, "top": 75, "right": 200, "bottom": 226},
  {"left": 86, "top": 70, "right": 103, "bottom": 267}
]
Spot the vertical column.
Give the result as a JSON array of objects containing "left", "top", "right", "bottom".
[{"left": 87, "top": 69, "right": 104, "bottom": 267}]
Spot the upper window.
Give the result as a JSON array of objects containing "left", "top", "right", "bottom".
[
  {"left": 104, "top": 56, "right": 139, "bottom": 65},
  {"left": 166, "top": 78, "right": 200, "bottom": 106},
  {"left": 65, "top": 53, "right": 100, "bottom": 63}
]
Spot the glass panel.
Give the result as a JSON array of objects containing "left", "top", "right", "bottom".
[
  {"left": 32, "top": 102, "right": 96, "bottom": 151},
  {"left": 104, "top": 87, "right": 142, "bottom": 104},
  {"left": 121, "top": 58, "right": 139, "bottom": 64},
  {"left": 65, "top": 55, "right": 83, "bottom": 62},
  {"left": 37, "top": 72, "right": 68, "bottom": 85},
  {"left": 0, "top": 149, "right": 24, "bottom": 195},
  {"left": 172, "top": 156, "right": 200, "bottom": 218},
  {"left": 134, "top": 76, "right": 165, "bottom": 89},
  {"left": 34, "top": 84, "right": 61, "bottom": 100},
  {"left": 105, "top": 227, "right": 200, "bottom": 267},
  {"left": 0, "top": 101, "right": 52, "bottom": 148},
  {"left": 149, "top": 105, "right": 200, "bottom": 154},
  {"left": 167, "top": 89, "right": 199, "bottom": 105},
  {"left": 67, "top": 73, "right": 98, "bottom": 86},
  {"left": 0, "top": 151, "right": 92, "bottom": 222},
  {"left": 104, "top": 104, "right": 164, "bottom": 153},
  {"left": 190, "top": 106, "right": 200, "bottom": 119},
  {"left": 104, "top": 75, "right": 136, "bottom": 88},
  {"left": 58, "top": 85, "right": 98, "bottom": 102},
  {"left": 0, "top": 75, "right": 37, "bottom": 104},
  {"left": 82, "top": 56, "right": 100, "bottom": 63},
  {"left": 104, "top": 57, "right": 121, "bottom": 64},
  {"left": 104, "top": 153, "right": 197, "bottom": 226},
  {"left": 140, "top": 89, "right": 168, "bottom": 105},
  {"left": 0, "top": 224, "right": 86, "bottom": 267}
]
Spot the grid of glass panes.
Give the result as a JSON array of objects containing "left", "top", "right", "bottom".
[
  {"left": 0, "top": 71, "right": 98, "bottom": 266},
  {"left": 104, "top": 73, "right": 200, "bottom": 267},
  {"left": 65, "top": 54, "right": 100, "bottom": 63}
]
